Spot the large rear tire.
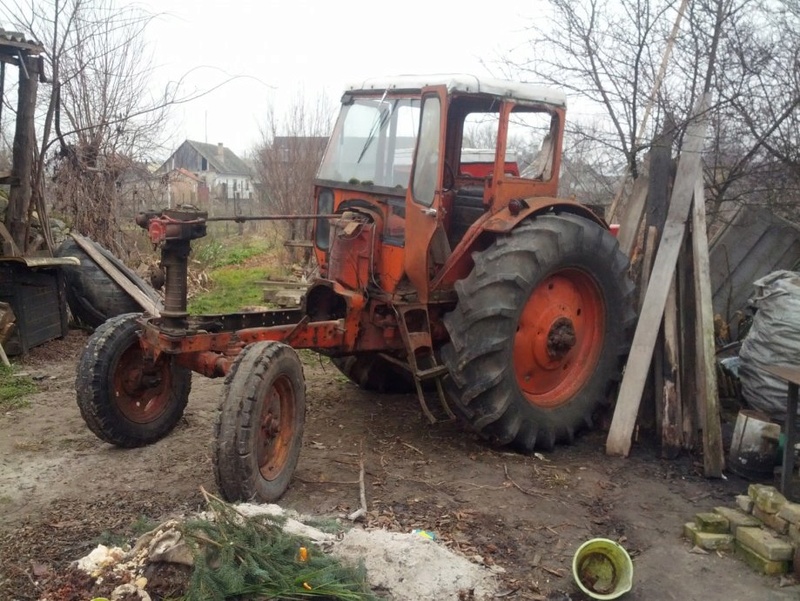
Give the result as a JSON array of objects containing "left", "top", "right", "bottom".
[
  {"left": 214, "top": 342, "right": 306, "bottom": 502},
  {"left": 331, "top": 354, "right": 415, "bottom": 393},
  {"left": 76, "top": 313, "right": 192, "bottom": 447},
  {"left": 440, "top": 214, "right": 635, "bottom": 451}
]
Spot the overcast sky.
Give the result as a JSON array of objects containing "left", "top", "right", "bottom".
[{"left": 133, "top": 0, "right": 545, "bottom": 157}]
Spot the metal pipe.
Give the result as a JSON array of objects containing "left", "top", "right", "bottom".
[{"left": 205, "top": 213, "right": 340, "bottom": 222}]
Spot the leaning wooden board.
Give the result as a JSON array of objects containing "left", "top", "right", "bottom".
[
  {"left": 606, "top": 95, "right": 710, "bottom": 457},
  {"left": 70, "top": 233, "right": 161, "bottom": 317}
]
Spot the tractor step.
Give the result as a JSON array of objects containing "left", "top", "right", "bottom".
[{"left": 395, "top": 305, "right": 455, "bottom": 424}]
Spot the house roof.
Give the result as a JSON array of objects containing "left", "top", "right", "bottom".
[{"left": 185, "top": 140, "right": 252, "bottom": 176}]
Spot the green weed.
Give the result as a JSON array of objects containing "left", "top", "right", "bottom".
[
  {"left": 0, "top": 365, "right": 36, "bottom": 411},
  {"left": 188, "top": 266, "right": 280, "bottom": 314},
  {"left": 193, "top": 237, "right": 273, "bottom": 269}
]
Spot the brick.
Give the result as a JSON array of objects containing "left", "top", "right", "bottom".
[
  {"left": 735, "top": 526, "right": 794, "bottom": 561},
  {"left": 754, "top": 485, "right": 787, "bottom": 514},
  {"left": 695, "top": 512, "right": 729, "bottom": 533},
  {"left": 735, "top": 541, "right": 789, "bottom": 575},
  {"left": 777, "top": 501, "right": 800, "bottom": 526},
  {"left": 748, "top": 483, "right": 769, "bottom": 501},
  {"left": 753, "top": 506, "right": 789, "bottom": 534},
  {"left": 736, "top": 494, "right": 754, "bottom": 513},
  {"left": 713, "top": 507, "right": 761, "bottom": 534},
  {"left": 683, "top": 522, "right": 734, "bottom": 551}
]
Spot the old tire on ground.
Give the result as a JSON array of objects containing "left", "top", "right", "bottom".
[
  {"left": 57, "top": 238, "right": 162, "bottom": 329},
  {"left": 440, "top": 213, "right": 635, "bottom": 452},
  {"left": 214, "top": 341, "right": 306, "bottom": 502},
  {"left": 76, "top": 313, "right": 192, "bottom": 447},
  {"left": 331, "top": 354, "right": 415, "bottom": 393}
]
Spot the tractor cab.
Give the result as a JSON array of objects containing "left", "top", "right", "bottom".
[{"left": 313, "top": 75, "right": 575, "bottom": 302}]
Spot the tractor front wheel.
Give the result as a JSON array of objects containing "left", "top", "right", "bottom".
[
  {"left": 76, "top": 313, "right": 192, "bottom": 447},
  {"left": 214, "top": 342, "right": 306, "bottom": 502},
  {"left": 440, "top": 214, "right": 635, "bottom": 451}
]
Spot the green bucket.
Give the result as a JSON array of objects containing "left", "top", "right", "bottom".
[{"left": 572, "top": 538, "right": 633, "bottom": 599}]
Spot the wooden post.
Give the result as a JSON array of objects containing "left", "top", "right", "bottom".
[
  {"left": 616, "top": 168, "right": 650, "bottom": 259},
  {"left": 692, "top": 179, "right": 724, "bottom": 477},
  {"left": 661, "top": 274, "right": 683, "bottom": 458},
  {"left": 7, "top": 54, "right": 39, "bottom": 252},
  {"left": 678, "top": 225, "right": 698, "bottom": 450},
  {"left": 606, "top": 95, "right": 710, "bottom": 457}
]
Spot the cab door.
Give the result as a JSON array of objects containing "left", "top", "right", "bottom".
[{"left": 404, "top": 87, "right": 447, "bottom": 303}]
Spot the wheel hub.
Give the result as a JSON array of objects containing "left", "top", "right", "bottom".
[
  {"left": 513, "top": 269, "right": 605, "bottom": 408},
  {"left": 547, "top": 317, "right": 577, "bottom": 360}
]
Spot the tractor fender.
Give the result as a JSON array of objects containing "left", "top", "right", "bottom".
[
  {"left": 483, "top": 197, "right": 607, "bottom": 234},
  {"left": 431, "top": 198, "right": 607, "bottom": 291}
]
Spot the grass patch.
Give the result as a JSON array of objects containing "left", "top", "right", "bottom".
[
  {"left": 0, "top": 365, "right": 36, "bottom": 411},
  {"left": 193, "top": 237, "right": 274, "bottom": 269},
  {"left": 188, "top": 237, "right": 286, "bottom": 314},
  {"left": 188, "top": 265, "right": 280, "bottom": 314}
]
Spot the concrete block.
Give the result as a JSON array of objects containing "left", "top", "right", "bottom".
[
  {"left": 753, "top": 506, "right": 789, "bottom": 534},
  {"left": 754, "top": 485, "right": 787, "bottom": 514},
  {"left": 695, "top": 512, "right": 729, "bottom": 533},
  {"left": 735, "top": 541, "right": 789, "bottom": 575},
  {"left": 736, "top": 494, "right": 754, "bottom": 513},
  {"left": 748, "top": 483, "right": 769, "bottom": 501},
  {"left": 683, "top": 522, "right": 734, "bottom": 551},
  {"left": 713, "top": 507, "right": 761, "bottom": 534},
  {"left": 735, "top": 526, "right": 794, "bottom": 561},
  {"left": 777, "top": 501, "right": 800, "bottom": 526}
]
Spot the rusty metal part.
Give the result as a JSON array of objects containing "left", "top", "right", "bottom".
[{"left": 204, "top": 213, "right": 340, "bottom": 222}]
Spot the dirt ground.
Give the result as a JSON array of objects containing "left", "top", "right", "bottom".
[{"left": 1, "top": 330, "right": 799, "bottom": 601}]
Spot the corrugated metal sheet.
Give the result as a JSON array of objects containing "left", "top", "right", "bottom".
[
  {"left": 0, "top": 28, "right": 43, "bottom": 52},
  {"left": 709, "top": 206, "right": 800, "bottom": 324}
]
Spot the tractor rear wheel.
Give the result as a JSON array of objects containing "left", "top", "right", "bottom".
[
  {"left": 214, "top": 341, "right": 305, "bottom": 502},
  {"left": 331, "top": 354, "right": 415, "bottom": 393},
  {"left": 440, "top": 214, "right": 635, "bottom": 451},
  {"left": 76, "top": 313, "right": 191, "bottom": 447}
]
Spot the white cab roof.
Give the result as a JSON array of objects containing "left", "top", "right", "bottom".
[{"left": 346, "top": 74, "right": 567, "bottom": 107}]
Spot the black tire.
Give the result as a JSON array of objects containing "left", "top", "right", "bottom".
[
  {"left": 331, "top": 354, "right": 415, "bottom": 394},
  {"left": 440, "top": 214, "right": 635, "bottom": 451},
  {"left": 214, "top": 342, "right": 306, "bottom": 502},
  {"left": 76, "top": 313, "right": 192, "bottom": 447},
  {"left": 57, "top": 238, "right": 162, "bottom": 329}
]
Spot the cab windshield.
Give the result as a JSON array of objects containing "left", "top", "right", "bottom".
[{"left": 318, "top": 96, "right": 420, "bottom": 189}]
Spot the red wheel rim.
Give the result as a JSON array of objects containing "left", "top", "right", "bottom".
[
  {"left": 112, "top": 344, "right": 172, "bottom": 423},
  {"left": 257, "top": 375, "right": 296, "bottom": 481},
  {"left": 513, "top": 269, "right": 605, "bottom": 408}
]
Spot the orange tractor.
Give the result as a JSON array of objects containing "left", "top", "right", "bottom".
[{"left": 76, "top": 75, "right": 635, "bottom": 502}]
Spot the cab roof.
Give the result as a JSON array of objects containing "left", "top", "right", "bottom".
[{"left": 346, "top": 74, "right": 567, "bottom": 108}]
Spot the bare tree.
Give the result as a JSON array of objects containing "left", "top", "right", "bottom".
[
  {"left": 1, "top": 0, "right": 236, "bottom": 255},
  {"left": 501, "top": 0, "right": 800, "bottom": 225},
  {"left": 253, "top": 94, "right": 333, "bottom": 260}
]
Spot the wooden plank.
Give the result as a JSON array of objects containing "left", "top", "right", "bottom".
[
  {"left": 616, "top": 170, "right": 650, "bottom": 258},
  {"left": 606, "top": 95, "right": 710, "bottom": 457},
  {"left": 638, "top": 226, "right": 658, "bottom": 312},
  {"left": 70, "top": 234, "right": 161, "bottom": 317},
  {"left": 692, "top": 180, "right": 724, "bottom": 477},
  {"left": 662, "top": 274, "right": 683, "bottom": 458},
  {"left": 678, "top": 227, "right": 698, "bottom": 450}
]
